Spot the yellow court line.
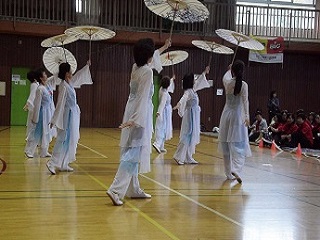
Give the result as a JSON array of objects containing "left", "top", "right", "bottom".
[
  {"left": 78, "top": 142, "right": 108, "bottom": 159},
  {"left": 74, "top": 162, "right": 180, "bottom": 240},
  {"left": 140, "top": 175, "right": 243, "bottom": 228},
  {"left": 77, "top": 142, "right": 243, "bottom": 228}
]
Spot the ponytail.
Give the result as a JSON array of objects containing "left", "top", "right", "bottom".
[{"left": 231, "top": 60, "right": 245, "bottom": 95}]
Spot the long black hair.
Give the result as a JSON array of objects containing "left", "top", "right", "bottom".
[
  {"left": 27, "top": 70, "right": 36, "bottom": 83},
  {"left": 182, "top": 73, "right": 194, "bottom": 90},
  {"left": 34, "top": 68, "right": 46, "bottom": 84},
  {"left": 58, "top": 62, "right": 71, "bottom": 80},
  {"left": 231, "top": 60, "right": 245, "bottom": 96}
]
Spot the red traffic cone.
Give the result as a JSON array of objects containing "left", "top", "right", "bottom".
[
  {"left": 296, "top": 143, "right": 302, "bottom": 157},
  {"left": 259, "top": 139, "right": 264, "bottom": 148}
]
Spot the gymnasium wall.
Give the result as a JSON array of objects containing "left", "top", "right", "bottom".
[{"left": 1, "top": 33, "right": 320, "bottom": 129}]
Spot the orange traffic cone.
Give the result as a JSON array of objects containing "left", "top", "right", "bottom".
[
  {"left": 259, "top": 139, "right": 264, "bottom": 148},
  {"left": 296, "top": 143, "right": 302, "bottom": 157}
]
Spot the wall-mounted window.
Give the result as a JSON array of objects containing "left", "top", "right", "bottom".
[{"left": 237, "top": 0, "right": 316, "bottom": 9}]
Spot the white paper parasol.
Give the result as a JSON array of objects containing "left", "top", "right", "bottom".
[
  {"left": 42, "top": 47, "right": 77, "bottom": 75},
  {"left": 161, "top": 50, "right": 188, "bottom": 75},
  {"left": 160, "top": 50, "right": 189, "bottom": 66},
  {"left": 65, "top": 25, "right": 116, "bottom": 60},
  {"left": 215, "top": 29, "right": 264, "bottom": 64},
  {"left": 144, "top": 0, "right": 209, "bottom": 39},
  {"left": 192, "top": 40, "right": 234, "bottom": 65},
  {"left": 41, "top": 34, "right": 79, "bottom": 48}
]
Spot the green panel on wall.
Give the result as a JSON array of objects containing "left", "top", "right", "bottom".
[
  {"left": 152, "top": 74, "right": 160, "bottom": 127},
  {"left": 10, "top": 67, "right": 31, "bottom": 126}
]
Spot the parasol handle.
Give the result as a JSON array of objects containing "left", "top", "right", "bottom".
[
  {"left": 231, "top": 44, "right": 239, "bottom": 65},
  {"left": 62, "top": 44, "right": 67, "bottom": 62},
  {"left": 169, "top": 10, "right": 177, "bottom": 40},
  {"left": 208, "top": 52, "right": 213, "bottom": 66},
  {"left": 171, "top": 62, "right": 175, "bottom": 76},
  {"left": 89, "top": 38, "right": 92, "bottom": 61}
]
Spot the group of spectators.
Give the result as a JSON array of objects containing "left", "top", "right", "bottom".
[{"left": 248, "top": 91, "right": 320, "bottom": 149}]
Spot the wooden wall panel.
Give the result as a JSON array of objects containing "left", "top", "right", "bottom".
[{"left": 1, "top": 33, "right": 320, "bottom": 130}]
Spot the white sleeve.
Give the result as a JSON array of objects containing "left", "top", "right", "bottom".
[
  {"left": 128, "top": 69, "right": 153, "bottom": 128},
  {"left": 46, "top": 75, "right": 61, "bottom": 91},
  {"left": 32, "top": 87, "right": 42, "bottom": 123},
  {"left": 241, "top": 82, "right": 250, "bottom": 121},
  {"left": 167, "top": 78, "right": 175, "bottom": 93},
  {"left": 71, "top": 65, "right": 93, "bottom": 88},
  {"left": 51, "top": 84, "right": 67, "bottom": 130},
  {"left": 193, "top": 73, "right": 210, "bottom": 92},
  {"left": 149, "top": 50, "right": 162, "bottom": 74},
  {"left": 177, "top": 91, "right": 190, "bottom": 117},
  {"left": 157, "top": 89, "right": 167, "bottom": 117},
  {"left": 222, "top": 70, "right": 232, "bottom": 89},
  {"left": 26, "top": 83, "right": 38, "bottom": 109}
]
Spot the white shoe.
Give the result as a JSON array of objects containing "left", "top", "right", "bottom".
[
  {"left": 174, "top": 158, "right": 184, "bottom": 165},
  {"left": 60, "top": 166, "right": 74, "bottom": 172},
  {"left": 107, "top": 190, "right": 123, "bottom": 206},
  {"left": 152, "top": 143, "right": 161, "bottom": 154},
  {"left": 160, "top": 148, "right": 167, "bottom": 153},
  {"left": 24, "top": 152, "right": 33, "bottom": 158},
  {"left": 40, "top": 153, "right": 52, "bottom": 158},
  {"left": 131, "top": 190, "right": 151, "bottom": 199},
  {"left": 186, "top": 159, "right": 198, "bottom": 164},
  {"left": 46, "top": 161, "right": 56, "bottom": 175}
]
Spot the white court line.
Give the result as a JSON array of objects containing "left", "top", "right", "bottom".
[
  {"left": 78, "top": 142, "right": 242, "bottom": 227},
  {"left": 140, "top": 174, "right": 244, "bottom": 228},
  {"left": 78, "top": 143, "right": 108, "bottom": 159}
]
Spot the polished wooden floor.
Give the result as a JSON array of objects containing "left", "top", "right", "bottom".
[{"left": 0, "top": 126, "right": 320, "bottom": 240}]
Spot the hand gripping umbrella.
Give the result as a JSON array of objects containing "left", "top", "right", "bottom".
[
  {"left": 215, "top": 29, "right": 264, "bottom": 64},
  {"left": 144, "top": 0, "right": 209, "bottom": 39},
  {"left": 65, "top": 25, "right": 116, "bottom": 60},
  {"left": 192, "top": 40, "right": 234, "bottom": 66}
]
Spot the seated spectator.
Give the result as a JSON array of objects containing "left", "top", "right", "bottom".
[
  {"left": 277, "top": 113, "right": 298, "bottom": 147},
  {"left": 249, "top": 110, "right": 268, "bottom": 143},
  {"left": 307, "top": 111, "right": 316, "bottom": 127},
  {"left": 312, "top": 114, "right": 320, "bottom": 149},
  {"left": 265, "top": 113, "right": 282, "bottom": 142},
  {"left": 284, "top": 113, "right": 313, "bottom": 148},
  {"left": 296, "top": 109, "right": 312, "bottom": 129}
]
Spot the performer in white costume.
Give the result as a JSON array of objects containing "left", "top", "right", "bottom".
[
  {"left": 173, "top": 66, "right": 210, "bottom": 165},
  {"left": 46, "top": 61, "right": 92, "bottom": 174},
  {"left": 24, "top": 71, "right": 39, "bottom": 141},
  {"left": 24, "top": 69, "right": 59, "bottom": 158},
  {"left": 153, "top": 75, "right": 175, "bottom": 154},
  {"left": 107, "top": 38, "right": 170, "bottom": 206},
  {"left": 218, "top": 60, "right": 251, "bottom": 184}
]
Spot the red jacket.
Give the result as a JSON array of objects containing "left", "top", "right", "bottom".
[
  {"left": 312, "top": 123, "right": 320, "bottom": 135},
  {"left": 279, "top": 122, "right": 298, "bottom": 135},
  {"left": 298, "top": 121, "right": 313, "bottom": 145}
]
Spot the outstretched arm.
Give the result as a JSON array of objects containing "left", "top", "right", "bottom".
[{"left": 157, "top": 39, "right": 171, "bottom": 54}]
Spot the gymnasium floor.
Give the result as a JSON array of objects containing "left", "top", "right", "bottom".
[{"left": 0, "top": 126, "right": 320, "bottom": 240}]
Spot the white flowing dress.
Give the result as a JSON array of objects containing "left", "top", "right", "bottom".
[
  {"left": 153, "top": 79, "right": 174, "bottom": 150},
  {"left": 173, "top": 73, "right": 210, "bottom": 163},
  {"left": 49, "top": 65, "right": 92, "bottom": 170},
  {"left": 25, "top": 77, "right": 59, "bottom": 157},
  {"left": 109, "top": 50, "right": 162, "bottom": 199},
  {"left": 218, "top": 70, "right": 251, "bottom": 178},
  {"left": 25, "top": 81, "right": 39, "bottom": 138}
]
